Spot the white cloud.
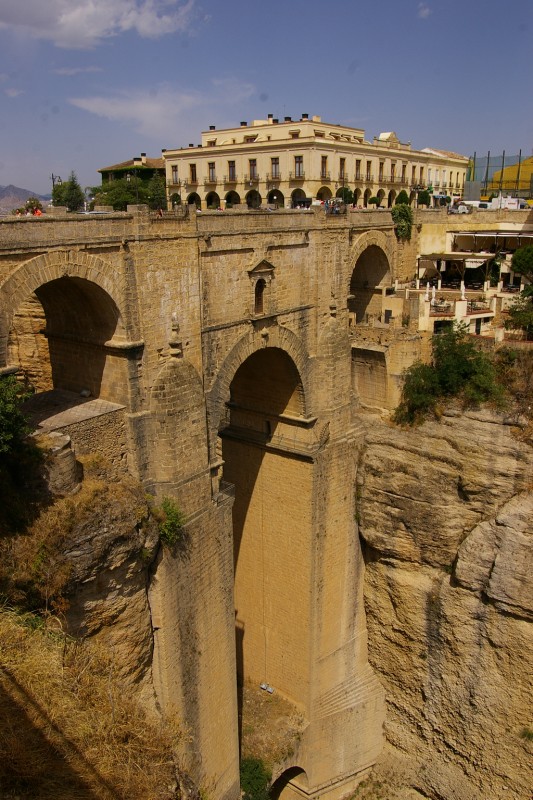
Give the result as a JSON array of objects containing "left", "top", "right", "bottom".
[
  {"left": 5, "top": 88, "right": 24, "bottom": 97},
  {"left": 53, "top": 66, "right": 104, "bottom": 76},
  {"left": 68, "top": 79, "right": 256, "bottom": 140},
  {"left": 0, "top": 0, "right": 197, "bottom": 49},
  {"left": 417, "top": 3, "right": 431, "bottom": 19}
]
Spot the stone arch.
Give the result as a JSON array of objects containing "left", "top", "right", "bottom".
[
  {"left": 291, "top": 188, "right": 306, "bottom": 207},
  {"left": 0, "top": 250, "right": 131, "bottom": 371},
  {"left": 377, "top": 188, "right": 386, "bottom": 207},
  {"left": 267, "top": 188, "right": 284, "bottom": 207},
  {"left": 245, "top": 190, "right": 262, "bottom": 209},
  {"left": 317, "top": 186, "right": 333, "bottom": 201},
  {"left": 206, "top": 326, "right": 309, "bottom": 462},
  {"left": 388, "top": 189, "right": 396, "bottom": 207},
  {"left": 347, "top": 231, "right": 394, "bottom": 325},
  {"left": 270, "top": 767, "right": 309, "bottom": 800},
  {"left": 363, "top": 188, "right": 372, "bottom": 207},
  {"left": 187, "top": 192, "right": 201, "bottom": 208},
  {"left": 354, "top": 187, "right": 362, "bottom": 205},
  {"left": 149, "top": 358, "right": 209, "bottom": 512},
  {"left": 205, "top": 191, "right": 220, "bottom": 209},
  {"left": 225, "top": 190, "right": 241, "bottom": 206}
]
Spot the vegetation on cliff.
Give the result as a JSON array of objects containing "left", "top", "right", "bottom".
[{"left": 394, "top": 323, "right": 533, "bottom": 426}]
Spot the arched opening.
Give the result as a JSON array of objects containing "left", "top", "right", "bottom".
[
  {"left": 254, "top": 279, "right": 266, "bottom": 314},
  {"left": 316, "top": 186, "right": 332, "bottom": 201},
  {"left": 376, "top": 189, "right": 386, "bottom": 208},
  {"left": 246, "top": 190, "right": 262, "bottom": 209},
  {"left": 363, "top": 188, "right": 372, "bottom": 207},
  {"left": 354, "top": 187, "right": 362, "bottom": 206},
  {"left": 206, "top": 191, "right": 220, "bottom": 209},
  {"left": 170, "top": 192, "right": 181, "bottom": 207},
  {"left": 267, "top": 189, "right": 284, "bottom": 207},
  {"left": 291, "top": 188, "right": 306, "bottom": 208},
  {"left": 219, "top": 348, "right": 311, "bottom": 711},
  {"left": 387, "top": 189, "right": 396, "bottom": 207},
  {"left": 187, "top": 192, "right": 201, "bottom": 208},
  {"left": 270, "top": 767, "right": 308, "bottom": 800},
  {"left": 409, "top": 190, "right": 416, "bottom": 206},
  {"left": 225, "top": 190, "right": 241, "bottom": 207},
  {"left": 348, "top": 245, "right": 391, "bottom": 324}
]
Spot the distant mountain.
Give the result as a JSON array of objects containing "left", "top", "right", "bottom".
[{"left": 0, "top": 184, "right": 51, "bottom": 215}]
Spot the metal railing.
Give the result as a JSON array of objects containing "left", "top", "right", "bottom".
[{"left": 289, "top": 171, "right": 305, "bottom": 180}]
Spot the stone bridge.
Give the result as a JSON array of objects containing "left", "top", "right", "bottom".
[{"left": 0, "top": 206, "right": 417, "bottom": 800}]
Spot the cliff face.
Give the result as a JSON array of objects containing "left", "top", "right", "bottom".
[{"left": 358, "top": 410, "right": 533, "bottom": 799}]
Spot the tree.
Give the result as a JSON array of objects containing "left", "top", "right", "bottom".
[
  {"left": 91, "top": 178, "right": 149, "bottom": 211},
  {"left": 53, "top": 172, "right": 85, "bottom": 211},
  {"left": 511, "top": 244, "right": 533, "bottom": 282},
  {"left": 505, "top": 286, "right": 533, "bottom": 339},
  {"left": 417, "top": 189, "right": 431, "bottom": 207},
  {"left": 336, "top": 186, "right": 353, "bottom": 204},
  {"left": 368, "top": 196, "right": 380, "bottom": 207},
  {"left": 395, "top": 189, "right": 409, "bottom": 205},
  {"left": 24, "top": 197, "right": 43, "bottom": 214},
  {"left": 391, "top": 204, "right": 414, "bottom": 241},
  {"left": 0, "top": 375, "right": 31, "bottom": 454},
  {"left": 147, "top": 173, "right": 167, "bottom": 210}
]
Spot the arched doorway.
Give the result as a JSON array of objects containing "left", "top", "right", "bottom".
[
  {"left": 409, "top": 190, "right": 416, "bottom": 206},
  {"left": 316, "top": 186, "right": 332, "bottom": 202},
  {"left": 187, "top": 192, "right": 201, "bottom": 208},
  {"left": 267, "top": 189, "right": 284, "bottom": 207},
  {"left": 387, "top": 189, "right": 396, "bottom": 207},
  {"left": 219, "top": 347, "right": 311, "bottom": 705},
  {"left": 225, "top": 190, "right": 241, "bottom": 207},
  {"left": 246, "top": 190, "right": 262, "bottom": 209},
  {"left": 206, "top": 191, "right": 220, "bottom": 209},
  {"left": 291, "top": 188, "right": 306, "bottom": 207},
  {"left": 363, "top": 188, "right": 372, "bottom": 207},
  {"left": 348, "top": 245, "right": 391, "bottom": 324},
  {"left": 354, "top": 187, "right": 362, "bottom": 206},
  {"left": 377, "top": 189, "right": 385, "bottom": 208}
]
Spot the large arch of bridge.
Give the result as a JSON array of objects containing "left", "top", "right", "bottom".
[
  {"left": 346, "top": 230, "right": 394, "bottom": 325},
  {"left": 0, "top": 250, "right": 135, "bottom": 404}
]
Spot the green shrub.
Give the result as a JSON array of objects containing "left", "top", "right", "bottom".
[
  {"left": 0, "top": 375, "right": 31, "bottom": 455},
  {"left": 391, "top": 203, "right": 414, "bottom": 241},
  {"left": 158, "top": 497, "right": 186, "bottom": 547},
  {"left": 417, "top": 189, "right": 431, "bottom": 206},
  {"left": 240, "top": 757, "right": 271, "bottom": 800},
  {"left": 394, "top": 323, "right": 503, "bottom": 424},
  {"left": 395, "top": 189, "right": 409, "bottom": 205}
]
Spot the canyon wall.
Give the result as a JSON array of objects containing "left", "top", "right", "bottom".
[{"left": 358, "top": 410, "right": 533, "bottom": 799}]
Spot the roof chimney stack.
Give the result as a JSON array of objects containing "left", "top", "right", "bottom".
[
  {"left": 240, "top": 120, "right": 247, "bottom": 127},
  {"left": 209, "top": 125, "right": 215, "bottom": 130},
  {"left": 302, "top": 113, "right": 308, "bottom": 120},
  {"left": 284, "top": 116, "right": 291, "bottom": 122}
]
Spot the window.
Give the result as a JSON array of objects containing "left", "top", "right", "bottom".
[
  {"left": 442, "top": 169, "right": 447, "bottom": 186},
  {"left": 254, "top": 279, "right": 266, "bottom": 315},
  {"left": 207, "top": 139, "right": 216, "bottom": 147},
  {"left": 171, "top": 165, "right": 178, "bottom": 184},
  {"left": 290, "top": 132, "right": 300, "bottom": 139},
  {"left": 228, "top": 161, "right": 236, "bottom": 181},
  {"left": 379, "top": 162, "right": 384, "bottom": 182},
  {"left": 419, "top": 167, "right": 424, "bottom": 184},
  {"left": 321, "top": 156, "right": 328, "bottom": 178},
  {"left": 339, "top": 158, "right": 346, "bottom": 180},
  {"left": 244, "top": 135, "right": 257, "bottom": 143},
  {"left": 208, "top": 162, "right": 216, "bottom": 181},
  {"left": 249, "top": 159, "right": 258, "bottom": 179},
  {"left": 366, "top": 161, "right": 372, "bottom": 181},
  {"left": 355, "top": 160, "right": 361, "bottom": 180},
  {"left": 391, "top": 162, "right": 396, "bottom": 182},
  {"left": 427, "top": 168, "right": 432, "bottom": 184},
  {"left": 271, "top": 157, "right": 280, "bottom": 178},
  {"left": 412, "top": 165, "right": 416, "bottom": 183},
  {"left": 190, "top": 164, "right": 197, "bottom": 182},
  {"left": 294, "top": 156, "right": 304, "bottom": 177},
  {"left": 401, "top": 164, "right": 406, "bottom": 182}
]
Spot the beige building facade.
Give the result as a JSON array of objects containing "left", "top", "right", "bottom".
[{"left": 163, "top": 114, "right": 468, "bottom": 210}]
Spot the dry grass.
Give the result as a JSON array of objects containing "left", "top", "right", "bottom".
[
  {"left": 239, "top": 680, "right": 305, "bottom": 768},
  {"left": 0, "top": 609, "right": 184, "bottom": 799}
]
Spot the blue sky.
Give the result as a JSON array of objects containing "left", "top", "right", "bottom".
[{"left": 0, "top": 0, "right": 531, "bottom": 195}]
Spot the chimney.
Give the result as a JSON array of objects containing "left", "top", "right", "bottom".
[
  {"left": 273, "top": 118, "right": 279, "bottom": 124},
  {"left": 209, "top": 125, "right": 216, "bottom": 130},
  {"left": 161, "top": 148, "right": 166, "bottom": 153},
  {"left": 141, "top": 152, "right": 146, "bottom": 164},
  {"left": 284, "top": 116, "right": 292, "bottom": 122},
  {"left": 301, "top": 113, "right": 309, "bottom": 120},
  {"left": 240, "top": 121, "right": 247, "bottom": 127},
  {"left": 189, "top": 143, "right": 194, "bottom": 147}
]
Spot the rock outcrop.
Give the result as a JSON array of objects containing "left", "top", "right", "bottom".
[{"left": 358, "top": 410, "right": 533, "bottom": 799}]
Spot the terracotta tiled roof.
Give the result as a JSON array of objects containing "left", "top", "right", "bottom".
[{"left": 99, "top": 157, "right": 164, "bottom": 173}]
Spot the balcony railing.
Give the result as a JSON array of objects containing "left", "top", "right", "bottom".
[
  {"left": 184, "top": 178, "right": 198, "bottom": 186},
  {"left": 224, "top": 174, "right": 238, "bottom": 183},
  {"left": 289, "top": 171, "right": 305, "bottom": 180},
  {"left": 244, "top": 174, "right": 260, "bottom": 183},
  {"left": 320, "top": 172, "right": 331, "bottom": 181},
  {"left": 266, "top": 172, "right": 282, "bottom": 182},
  {"left": 204, "top": 175, "right": 218, "bottom": 185}
]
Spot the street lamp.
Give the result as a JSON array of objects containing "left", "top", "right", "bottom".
[{"left": 126, "top": 170, "right": 139, "bottom": 202}]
